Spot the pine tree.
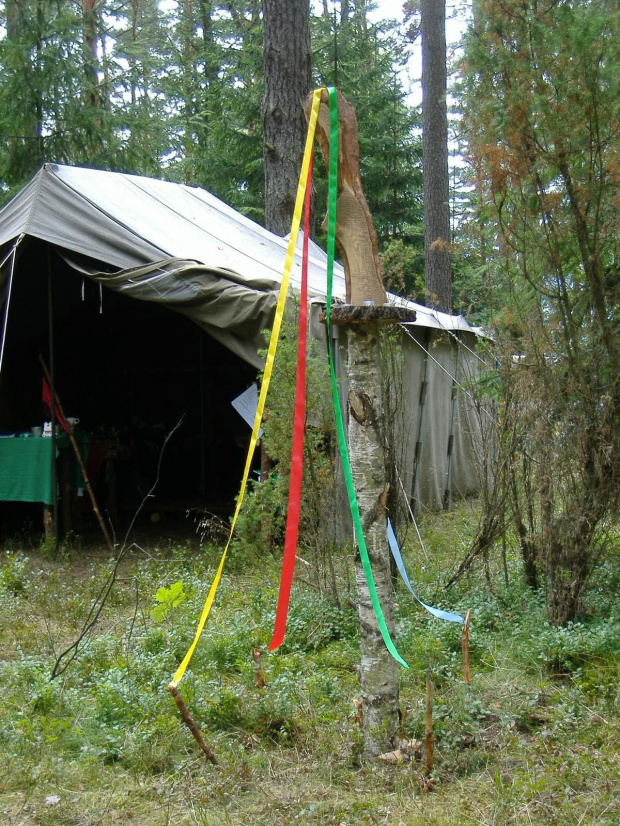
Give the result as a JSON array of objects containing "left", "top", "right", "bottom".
[
  {"left": 161, "top": 0, "right": 265, "bottom": 216},
  {"left": 108, "top": 0, "right": 171, "bottom": 175},
  {"left": 0, "top": 0, "right": 423, "bottom": 241}
]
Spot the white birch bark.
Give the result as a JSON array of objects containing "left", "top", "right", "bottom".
[{"left": 346, "top": 320, "right": 399, "bottom": 756}]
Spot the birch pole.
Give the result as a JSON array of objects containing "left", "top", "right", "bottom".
[{"left": 308, "top": 89, "right": 414, "bottom": 756}]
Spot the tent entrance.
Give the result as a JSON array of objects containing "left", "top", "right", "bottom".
[{"left": 0, "top": 240, "right": 260, "bottom": 541}]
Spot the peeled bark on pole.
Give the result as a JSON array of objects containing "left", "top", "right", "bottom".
[
  {"left": 309, "top": 89, "right": 415, "bottom": 756},
  {"left": 345, "top": 313, "right": 399, "bottom": 756},
  {"left": 462, "top": 608, "right": 472, "bottom": 685},
  {"left": 425, "top": 668, "right": 434, "bottom": 779}
]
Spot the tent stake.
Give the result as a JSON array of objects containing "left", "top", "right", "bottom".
[
  {"left": 462, "top": 609, "right": 472, "bottom": 685},
  {"left": 168, "top": 684, "right": 218, "bottom": 765},
  {"left": 39, "top": 355, "right": 114, "bottom": 551},
  {"left": 424, "top": 668, "right": 434, "bottom": 787}
]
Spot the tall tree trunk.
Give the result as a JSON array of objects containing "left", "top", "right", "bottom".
[
  {"left": 262, "top": 0, "right": 312, "bottom": 491},
  {"left": 180, "top": 0, "right": 196, "bottom": 183},
  {"left": 35, "top": 0, "right": 45, "bottom": 160},
  {"left": 421, "top": 0, "right": 452, "bottom": 312},
  {"left": 262, "top": 0, "right": 312, "bottom": 236},
  {"left": 83, "top": 0, "right": 101, "bottom": 110}
]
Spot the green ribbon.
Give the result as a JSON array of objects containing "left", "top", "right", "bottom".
[{"left": 325, "top": 87, "right": 408, "bottom": 669}]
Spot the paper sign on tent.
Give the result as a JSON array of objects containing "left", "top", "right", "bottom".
[{"left": 231, "top": 384, "right": 263, "bottom": 437}]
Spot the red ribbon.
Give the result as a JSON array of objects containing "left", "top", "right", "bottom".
[{"left": 269, "top": 152, "right": 313, "bottom": 651}]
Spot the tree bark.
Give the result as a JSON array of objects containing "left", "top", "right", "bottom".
[
  {"left": 262, "top": 0, "right": 312, "bottom": 236},
  {"left": 347, "top": 319, "right": 400, "bottom": 756},
  {"left": 309, "top": 88, "right": 407, "bottom": 756},
  {"left": 83, "top": 0, "right": 101, "bottom": 110},
  {"left": 311, "top": 90, "right": 387, "bottom": 306},
  {"left": 421, "top": 0, "right": 452, "bottom": 312}
]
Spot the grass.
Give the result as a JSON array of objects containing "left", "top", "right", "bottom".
[{"left": 1, "top": 501, "right": 620, "bottom": 825}]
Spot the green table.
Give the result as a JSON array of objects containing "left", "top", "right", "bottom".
[{"left": 0, "top": 434, "right": 89, "bottom": 506}]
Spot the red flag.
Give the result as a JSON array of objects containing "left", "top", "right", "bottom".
[{"left": 42, "top": 377, "right": 70, "bottom": 434}]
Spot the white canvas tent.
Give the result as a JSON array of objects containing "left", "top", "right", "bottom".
[{"left": 0, "top": 163, "right": 484, "bottom": 515}]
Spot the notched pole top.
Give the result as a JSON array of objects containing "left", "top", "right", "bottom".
[{"left": 305, "top": 88, "right": 388, "bottom": 308}]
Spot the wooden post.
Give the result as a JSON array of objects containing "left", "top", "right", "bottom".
[
  {"left": 39, "top": 356, "right": 114, "bottom": 551},
  {"left": 462, "top": 609, "right": 472, "bottom": 685},
  {"left": 309, "top": 89, "right": 415, "bottom": 756},
  {"left": 425, "top": 668, "right": 434, "bottom": 782},
  {"left": 331, "top": 306, "right": 413, "bottom": 757},
  {"left": 344, "top": 313, "right": 397, "bottom": 754},
  {"left": 60, "top": 448, "right": 73, "bottom": 535},
  {"left": 47, "top": 255, "right": 59, "bottom": 555},
  {"left": 43, "top": 504, "right": 54, "bottom": 538}
]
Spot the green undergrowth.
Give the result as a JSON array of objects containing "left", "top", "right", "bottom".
[{"left": 1, "top": 502, "right": 619, "bottom": 825}]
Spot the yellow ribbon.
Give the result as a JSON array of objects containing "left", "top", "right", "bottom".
[{"left": 170, "top": 88, "right": 324, "bottom": 688}]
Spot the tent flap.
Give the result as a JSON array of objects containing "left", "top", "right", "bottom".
[{"left": 59, "top": 252, "right": 278, "bottom": 369}]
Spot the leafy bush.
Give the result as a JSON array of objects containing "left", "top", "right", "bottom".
[
  {"left": 533, "top": 618, "right": 620, "bottom": 679},
  {"left": 231, "top": 313, "right": 342, "bottom": 597},
  {"left": 0, "top": 552, "right": 29, "bottom": 596},
  {"left": 279, "top": 588, "right": 358, "bottom": 653}
]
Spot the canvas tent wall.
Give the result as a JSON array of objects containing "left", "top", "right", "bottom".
[{"left": 0, "top": 163, "right": 484, "bottom": 520}]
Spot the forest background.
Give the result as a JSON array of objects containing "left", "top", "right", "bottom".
[
  {"left": 0, "top": 0, "right": 488, "bottom": 312},
  {"left": 0, "top": 0, "right": 437, "bottom": 304}
]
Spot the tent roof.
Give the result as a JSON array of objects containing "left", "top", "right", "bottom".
[{"left": 0, "top": 164, "right": 479, "bottom": 364}]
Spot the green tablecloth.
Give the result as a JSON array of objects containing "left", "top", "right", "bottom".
[{"left": 0, "top": 434, "right": 89, "bottom": 505}]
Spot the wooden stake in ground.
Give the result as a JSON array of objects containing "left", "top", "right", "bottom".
[
  {"left": 308, "top": 89, "right": 414, "bottom": 757},
  {"left": 462, "top": 609, "right": 472, "bottom": 685},
  {"left": 168, "top": 684, "right": 218, "bottom": 765},
  {"left": 252, "top": 647, "right": 266, "bottom": 688},
  {"left": 43, "top": 504, "right": 54, "bottom": 538},
  {"left": 39, "top": 355, "right": 114, "bottom": 551},
  {"left": 425, "top": 668, "right": 434, "bottom": 779}
]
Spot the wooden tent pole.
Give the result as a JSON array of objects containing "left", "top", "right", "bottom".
[
  {"left": 39, "top": 355, "right": 114, "bottom": 551},
  {"left": 47, "top": 253, "right": 59, "bottom": 554},
  {"left": 0, "top": 235, "right": 23, "bottom": 378}
]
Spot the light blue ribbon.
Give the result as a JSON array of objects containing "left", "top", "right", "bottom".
[{"left": 387, "top": 519, "right": 464, "bottom": 624}]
